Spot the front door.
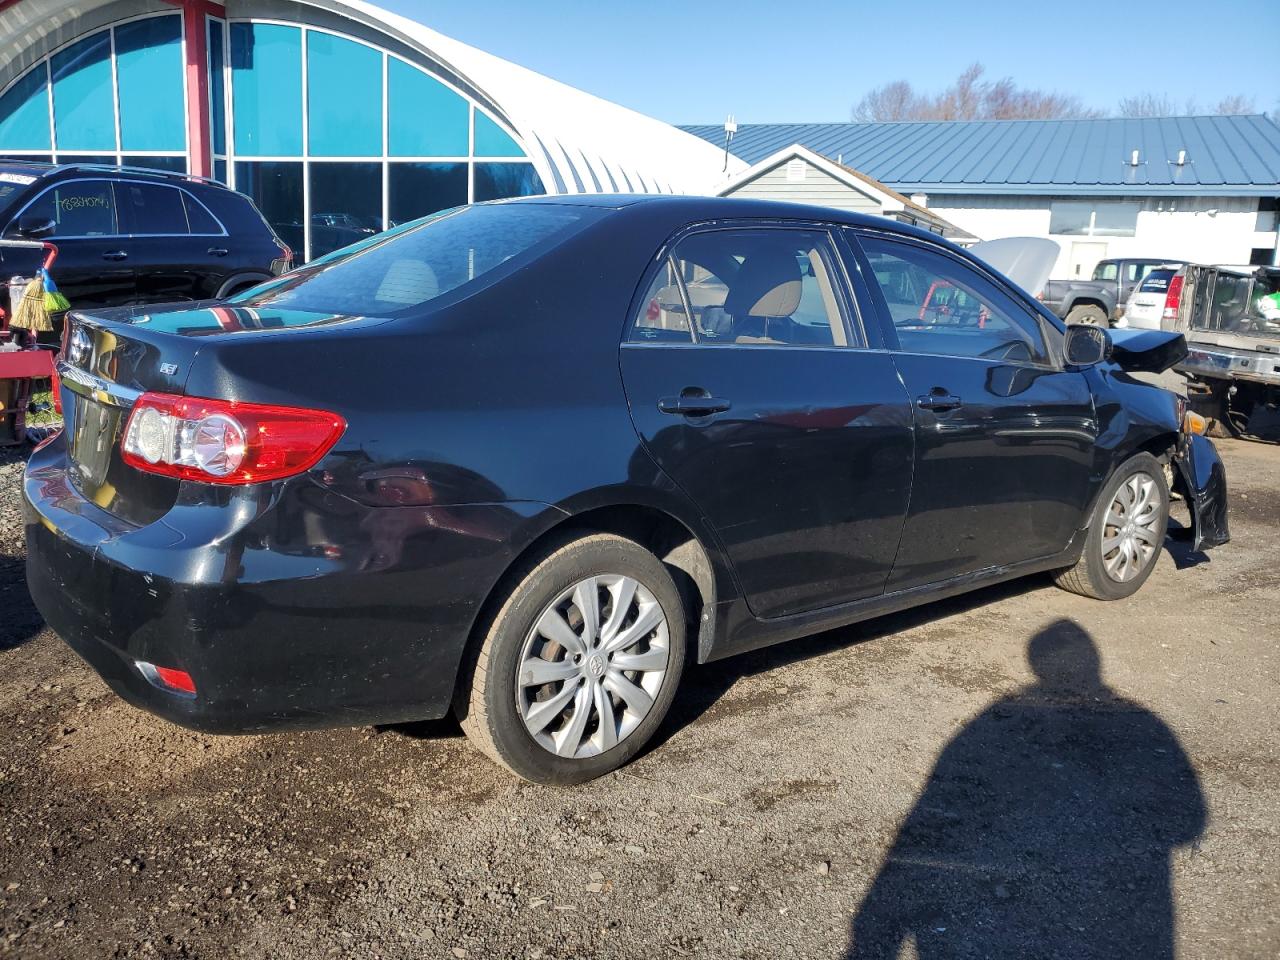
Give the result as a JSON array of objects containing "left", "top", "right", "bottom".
[
  {"left": 852, "top": 231, "right": 1097, "bottom": 592},
  {"left": 2, "top": 178, "right": 135, "bottom": 307},
  {"left": 621, "top": 225, "right": 915, "bottom": 620}
]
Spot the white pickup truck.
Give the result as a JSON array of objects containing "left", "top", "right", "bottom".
[{"left": 1160, "top": 264, "right": 1280, "bottom": 436}]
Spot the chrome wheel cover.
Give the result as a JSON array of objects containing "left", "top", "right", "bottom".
[
  {"left": 517, "top": 575, "right": 670, "bottom": 759},
  {"left": 1101, "top": 472, "right": 1162, "bottom": 583}
]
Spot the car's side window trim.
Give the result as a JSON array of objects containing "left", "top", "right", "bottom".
[
  {"left": 3, "top": 176, "right": 229, "bottom": 240},
  {"left": 847, "top": 227, "right": 1063, "bottom": 371},
  {"left": 624, "top": 219, "right": 870, "bottom": 350}
]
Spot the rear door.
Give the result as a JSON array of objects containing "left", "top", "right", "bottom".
[
  {"left": 849, "top": 230, "right": 1096, "bottom": 592},
  {"left": 620, "top": 224, "right": 915, "bottom": 620},
  {"left": 117, "top": 181, "right": 215, "bottom": 303},
  {"left": 2, "top": 178, "right": 134, "bottom": 307}
]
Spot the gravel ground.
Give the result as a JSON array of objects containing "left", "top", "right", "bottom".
[{"left": 1, "top": 438, "right": 1277, "bottom": 960}]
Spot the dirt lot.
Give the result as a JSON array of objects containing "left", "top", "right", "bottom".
[{"left": 1, "top": 438, "right": 1277, "bottom": 960}]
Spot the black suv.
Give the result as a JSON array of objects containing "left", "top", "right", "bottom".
[{"left": 0, "top": 161, "right": 291, "bottom": 309}]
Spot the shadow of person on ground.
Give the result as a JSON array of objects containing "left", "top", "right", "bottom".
[
  {"left": 847, "top": 619, "right": 1206, "bottom": 960},
  {"left": 0, "top": 552, "right": 44, "bottom": 650}
]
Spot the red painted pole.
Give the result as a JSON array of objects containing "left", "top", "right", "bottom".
[
  {"left": 163, "top": 0, "right": 224, "bottom": 178},
  {"left": 182, "top": 2, "right": 211, "bottom": 178}
]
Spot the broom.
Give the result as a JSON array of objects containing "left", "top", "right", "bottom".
[
  {"left": 10, "top": 275, "right": 51, "bottom": 332},
  {"left": 10, "top": 268, "right": 67, "bottom": 333},
  {"left": 41, "top": 268, "right": 70, "bottom": 313}
]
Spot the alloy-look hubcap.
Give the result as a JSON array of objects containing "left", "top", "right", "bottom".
[
  {"left": 1101, "top": 472, "right": 1162, "bottom": 583},
  {"left": 517, "top": 575, "right": 670, "bottom": 759}
]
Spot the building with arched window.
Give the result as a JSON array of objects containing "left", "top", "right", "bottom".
[{"left": 0, "top": 0, "right": 736, "bottom": 261}]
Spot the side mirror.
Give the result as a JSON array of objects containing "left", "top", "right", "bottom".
[
  {"left": 1064, "top": 323, "right": 1112, "bottom": 368},
  {"left": 17, "top": 215, "right": 55, "bottom": 239}
]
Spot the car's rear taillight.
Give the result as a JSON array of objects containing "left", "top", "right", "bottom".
[
  {"left": 271, "top": 242, "right": 294, "bottom": 276},
  {"left": 1162, "top": 275, "right": 1184, "bottom": 320},
  {"left": 121, "top": 392, "right": 345, "bottom": 485}
]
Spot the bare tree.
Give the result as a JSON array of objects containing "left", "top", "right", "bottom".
[
  {"left": 852, "top": 63, "right": 1102, "bottom": 122},
  {"left": 851, "top": 80, "right": 916, "bottom": 122},
  {"left": 1214, "top": 94, "right": 1256, "bottom": 115},
  {"left": 1118, "top": 92, "right": 1255, "bottom": 117},
  {"left": 1117, "top": 92, "right": 1178, "bottom": 117}
]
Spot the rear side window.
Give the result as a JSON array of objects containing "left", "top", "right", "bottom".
[
  {"left": 7, "top": 179, "right": 118, "bottom": 237},
  {"left": 860, "top": 234, "right": 1050, "bottom": 365},
  {"left": 1093, "top": 262, "right": 1118, "bottom": 281},
  {"left": 124, "top": 183, "right": 189, "bottom": 234},
  {"left": 232, "top": 204, "right": 593, "bottom": 317},
  {"left": 630, "top": 227, "right": 853, "bottom": 347},
  {"left": 632, "top": 257, "right": 694, "bottom": 343},
  {"left": 1140, "top": 270, "right": 1176, "bottom": 294},
  {"left": 182, "top": 192, "right": 223, "bottom": 235}
]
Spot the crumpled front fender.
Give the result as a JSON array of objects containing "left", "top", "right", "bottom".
[{"left": 1172, "top": 433, "right": 1230, "bottom": 551}]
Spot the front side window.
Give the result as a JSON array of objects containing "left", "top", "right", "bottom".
[
  {"left": 630, "top": 228, "right": 852, "bottom": 347},
  {"left": 9, "top": 180, "right": 118, "bottom": 237},
  {"left": 860, "top": 234, "right": 1050, "bottom": 365}
]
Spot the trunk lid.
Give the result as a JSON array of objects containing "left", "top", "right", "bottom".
[{"left": 57, "top": 303, "right": 368, "bottom": 525}]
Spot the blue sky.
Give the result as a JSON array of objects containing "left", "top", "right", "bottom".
[{"left": 379, "top": 0, "right": 1278, "bottom": 125}]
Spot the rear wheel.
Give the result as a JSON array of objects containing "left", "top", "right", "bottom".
[
  {"left": 1065, "top": 303, "right": 1108, "bottom": 326},
  {"left": 457, "top": 533, "right": 686, "bottom": 785},
  {"left": 1054, "top": 453, "right": 1169, "bottom": 600}
]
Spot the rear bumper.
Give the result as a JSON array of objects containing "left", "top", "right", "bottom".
[
  {"left": 1177, "top": 344, "right": 1280, "bottom": 387},
  {"left": 1172, "top": 432, "right": 1230, "bottom": 552},
  {"left": 23, "top": 435, "right": 553, "bottom": 733}
]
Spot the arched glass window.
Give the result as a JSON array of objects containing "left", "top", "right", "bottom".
[
  {"left": 217, "top": 21, "right": 546, "bottom": 262},
  {"left": 0, "top": 13, "right": 187, "bottom": 170},
  {"left": 2, "top": 15, "right": 548, "bottom": 265}
]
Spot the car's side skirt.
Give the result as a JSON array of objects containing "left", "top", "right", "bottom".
[{"left": 705, "top": 530, "right": 1087, "bottom": 663}]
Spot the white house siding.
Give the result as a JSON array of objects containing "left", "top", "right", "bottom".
[
  {"left": 726, "top": 160, "right": 882, "bottom": 215},
  {"left": 928, "top": 195, "right": 1276, "bottom": 278}
]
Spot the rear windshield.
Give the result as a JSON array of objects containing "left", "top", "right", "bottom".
[
  {"left": 1139, "top": 269, "right": 1177, "bottom": 294},
  {"left": 231, "top": 204, "right": 595, "bottom": 317}
]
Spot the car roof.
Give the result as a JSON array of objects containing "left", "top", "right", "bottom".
[
  {"left": 0, "top": 158, "right": 230, "bottom": 191},
  {"left": 507, "top": 193, "right": 963, "bottom": 250}
]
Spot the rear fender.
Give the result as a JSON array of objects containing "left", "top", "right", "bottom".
[{"left": 1172, "top": 433, "right": 1230, "bottom": 551}]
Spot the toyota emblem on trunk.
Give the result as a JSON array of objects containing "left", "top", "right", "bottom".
[{"left": 68, "top": 326, "right": 91, "bottom": 367}]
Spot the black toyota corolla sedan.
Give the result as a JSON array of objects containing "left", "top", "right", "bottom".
[{"left": 24, "top": 196, "right": 1229, "bottom": 784}]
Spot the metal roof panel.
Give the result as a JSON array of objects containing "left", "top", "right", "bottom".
[{"left": 683, "top": 116, "right": 1280, "bottom": 196}]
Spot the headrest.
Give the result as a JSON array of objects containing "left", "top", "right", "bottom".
[{"left": 724, "top": 250, "right": 802, "bottom": 318}]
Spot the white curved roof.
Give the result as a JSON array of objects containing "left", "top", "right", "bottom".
[
  {"left": 311, "top": 0, "right": 744, "bottom": 195},
  {"left": 0, "top": 0, "right": 742, "bottom": 195}
]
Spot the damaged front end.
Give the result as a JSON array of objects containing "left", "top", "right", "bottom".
[{"left": 1172, "top": 432, "right": 1230, "bottom": 551}]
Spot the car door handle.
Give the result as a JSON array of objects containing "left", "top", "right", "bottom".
[
  {"left": 917, "top": 392, "right": 963, "bottom": 412},
  {"left": 102, "top": 250, "right": 128, "bottom": 261},
  {"left": 207, "top": 247, "right": 229, "bottom": 257},
  {"left": 658, "top": 395, "right": 732, "bottom": 417}
]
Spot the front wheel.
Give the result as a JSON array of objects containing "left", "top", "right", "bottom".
[
  {"left": 1053, "top": 453, "right": 1169, "bottom": 600},
  {"left": 457, "top": 533, "right": 686, "bottom": 785},
  {"left": 1065, "top": 303, "right": 1108, "bottom": 326}
]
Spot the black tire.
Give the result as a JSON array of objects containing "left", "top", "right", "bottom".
[
  {"left": 456, "top": 532, "right": 686, "bottom": 785},
  {"left": 1053, "top": 452, "right": 1169, "bottom": 600},
  {"left": 215, "top": 275, "right": 269, "bottom": 299},
  {"left": 1065, "top": 303, "right": 1108, "bottom": 326}
]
